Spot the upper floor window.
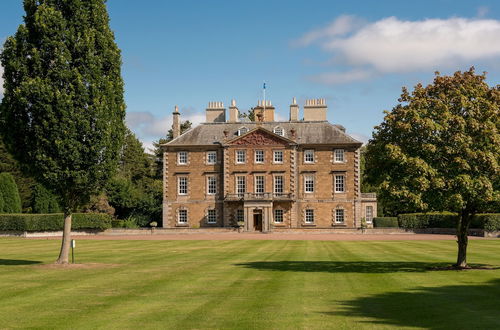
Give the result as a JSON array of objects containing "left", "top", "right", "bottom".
[
  {"left": 207, "top": 209, "right": 217, "bottom": 224},
  {"left": 236, "top": 150, "right": 246, "bottom": 164},
  {"left": 273, "top": 126, "right": 284, "bottom": 136},
  {"left": 305, "top": 209, "right": 315, "bottom": 223},
  {"left": 335, "top": 174, "right": 345, "bottom": 193},
  {"left": 255, "top": 175, "right": 265, "bottom": 194},
  {"left": 206, "top": 151, "right": 217, "bottom": 164},
  {"left": 334, "top": 149, "right": 345, "bottom": 163},
  {"left": 273, "top": 150, "right": 283, "bottom": 163},
  {"left": 207, "top": 176, "right": 217, "bottom": 195},
  {"left": 178, "top": 176, "right": 188, "bottom": 195},
  {"left": 274, "top": 175, "right": 284, "bottom": 194},
  {"left": 177, "top": 151, "right": 188, "bottom": 165},
  {"left": 304, "top": 175, "right": 315, "bottom": 193},
  {"left": 255, "top": 150, "right": 264, "bottom": 163},
  {"left": 238, "top": 127, "right": 248, "bottom": 136},
  {"left": 304, "top": 149, "right": 315, "bottom": 163},
  {"left": 178, "top": 209, "right": 188, "bottom": 223},
  {"left": 236, "top": 176, "right": 246, "bottom": 197},
  {"left": 366, "top": 206, "right": 373, "bottom": 223},
  {"left": 335, "top": 208, "right": 345, "bottom": 223},
  {"left": 274, "top": 209, "right": 284, "bottom": 223}
]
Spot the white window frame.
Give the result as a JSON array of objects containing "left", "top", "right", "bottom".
[
  {"left": 366, "top": 206, "right": 373, "bottom": 223},
  {"left": 177, "top": 151, "right": 188, "bottom": 165},
  {"left": 274, "top": 209, "right": 284, "bottom": 223},
  {"left": 335, "top": 174, "right": 345, "bottom": 193},
  {"left": 274, "top": 175, "right": 284, "bottom": 194},
  {"left": 178, "top": 209, "right": 188, "bottom": 224},
  {"left": 207, "top": 209, "right": 217, "bottom": 224},
  {"left": 305, "top": 209, "right": 314, "bottom": 223},
  {"left": 334, "top": 149, "right": 345, "bottom": 163},
  {"left": 304, "top": 149, "right": 315, "bottom": 163},
  {"left": 178, "top": 176, "right": 188, "bottom": 195},
  {"left": 238, "top": 127, "right": 248, "bottom": 136},
  {"left": 236, "top": 209, "right": 245, "bottom": 222},
  {"left": 255, "top": 175, "right": 265, "bottom": 194},
  {"left": 207, "top": 176, "right": 217, "bottom": 195},
  {"left": 335, "top": 208, "right": 345, "bottom": 223},
  {"left": 273, "top": 126, "right": 284, "bottom": 136},
  {"left": 255, "top": 150, "right": 264, "bottom": 163},
  {"left": 206, "top": 151, "right": 217, "bottom": 165},
  {"left": 304, "top": 175, "right": 315, "bottom": 193},
  {"left": 236, "top": 176, "right": 246, "bottom": 197},
  {"left": 273, "top": 150, "right": 283, "bottom": 164},
  {"left": 236, "top": 150, "right": 246, "bottom": 164}
]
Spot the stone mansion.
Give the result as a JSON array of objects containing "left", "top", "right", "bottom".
[{"left": 161, "top": 98, "right": 377, "bottom": 231}]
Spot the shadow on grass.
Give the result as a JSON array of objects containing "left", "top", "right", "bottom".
[
  {"left": 0, "top": 259, "right": 42, "bottom": 265},
  {"left": 234, "top": 261, "right": 466, "bottom": 273},
  {"left": 328, "top": 278, "right": 500, "bottom": 329}
]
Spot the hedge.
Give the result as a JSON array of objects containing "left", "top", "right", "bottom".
[
  {"left": 0, "top": 213, "right": 112, "bottom": 231},
  {"left": 373, "top": 217, "right": 399, "bottom": 228},
  {"left": 398, "top": 212, "right": 500, "bottom": 231}
]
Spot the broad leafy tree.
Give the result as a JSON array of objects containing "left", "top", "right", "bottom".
[
  {"left": 0, "top": 0, "right": 125, "bottom": 263},
  {"left": 365, "top": 68, "right": 499, "bottom": 268}
]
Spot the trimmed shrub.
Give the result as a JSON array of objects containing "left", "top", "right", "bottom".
[
  {"left": 31, "top": 184, "right": 61, "bottom": 214},
  {"left": 398, "top": 212, "right": 500, "bottom": 231},
  {"left": 0, "top": 213, "right": 111, "bottom": 231},
  {"left": 373, "top": 217, "right": 399, "bottom": 227},
  {"left": 0, "top": 173, "right": 22, "bottom": 213},
  {"left": 472, "top": 214, "right": 500, "bottom": 232}
]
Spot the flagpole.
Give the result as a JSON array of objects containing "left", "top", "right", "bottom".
[{"left": 263, "top": 82, "right": 266, "bottom": 121}]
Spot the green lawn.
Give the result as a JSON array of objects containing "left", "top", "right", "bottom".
[{"left": 0, "top": 238, "right": 499, "bottom": 329}]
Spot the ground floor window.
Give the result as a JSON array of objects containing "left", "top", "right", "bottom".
[
  {"left": 305, "top": 209, "right": 314, "bottom": 223},
  {"left": 236, "top": 209, "right": 244, "bottom": 222},
  {"left": 178, "top": 209, "right": 188, "bottom": 224},
  {"left": 207, "top": 209, "right": 217, "bottom": 224},
  {"left": 274, "top": 209, "right": 284, "bottom": 223},
  {"left": 366, "top": 206, "right": 373, "bottom": 223},
  {"left": 335, "top": 208, "right": 345, "bottom": 223}
]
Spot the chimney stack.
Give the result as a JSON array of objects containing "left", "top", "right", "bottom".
[
  {"left": 228, "top": 99, "right": 239, "bottom": 122},
  {"left": 289, "top": 97, "right": 299, "bottom": 121},
  {"left": 303, "top": 98, "right": 327, "bottom": 121},
  {"left": 253, "top": 100, "right": 275, "bottom": 122},
  {"left": 205, "top": 102, "right": 226, "bottom": 122},
  {"left": 172, "top": 105, "right": 180, "bottom": 139}
]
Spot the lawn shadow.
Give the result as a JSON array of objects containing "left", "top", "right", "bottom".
[
  {"left": 235, "top": 261, "right": 464, "bottom": 273},
  {"left": 0, "top": 259, "right": 42, "bottom": 265},
  {"left": 326, "top": 278, "right": 500, "bottom": 329}
]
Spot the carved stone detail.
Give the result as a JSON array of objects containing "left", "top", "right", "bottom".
[{"left": 231, "top": 130, "right": 289, "bottom": 146}]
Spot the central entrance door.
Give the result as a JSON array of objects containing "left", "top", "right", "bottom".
[{"left": 253, "top": 211, "right": 263, "bottom": 232}]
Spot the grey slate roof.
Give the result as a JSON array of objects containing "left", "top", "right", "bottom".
[{"left": 165, "top": 121, "right": 362, "bottom": 146}]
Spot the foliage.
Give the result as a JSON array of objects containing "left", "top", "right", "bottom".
[
  {"left": 373, "top": 217, "right": 399, "bottom": 228},
  {"left": 0, "top": 213, "right": 111, "bottom": 231},
  {"left": 398, "top": 212, "right": 500, "bottom": 231},
  {"left": 239, "top": 109, "right": 255, "bottom": 121},
  {"left": 0, "top": 0, "right": 126, "bottom": 211},
  {"left": 119, "top": 128, "right": 154, "bottom": 183},
  {"left": 0, "top": 173, "right": 22, "bottom": 213},
  {"left": 364, "top": 68, "right": 499, "bottom": 267},
  {"left": 83, "top": 193, "right": 115, "bottom": 215},
  {"left": 0, "top": 0, "right": 125, "bottom": 262},
  {"left": 31, "top": 183, "right": 61, "bottom": 214}
]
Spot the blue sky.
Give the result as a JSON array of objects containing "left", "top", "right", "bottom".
[{"left": 1, "top": 0, "right": 500, "bottom": 151}]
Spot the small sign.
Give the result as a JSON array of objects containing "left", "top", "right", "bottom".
[{"left": 71, "top": 239, "right": 76, "bottom": 248}]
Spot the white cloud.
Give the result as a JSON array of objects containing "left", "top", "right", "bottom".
[
  {"left": 296, "top": 16, "right": 500, "bottom": 82},
  {"left": 477, "top": 6, "right": 489, "bottom": 18},
  {"left": 309, "top": 69, "right": 374, "bottom": 85},
  {"left": 292, "top": 15, "right": 364, "bottom": 47},
  {"left": 126, "top": 108, "right": 204, "bottom": 153}
]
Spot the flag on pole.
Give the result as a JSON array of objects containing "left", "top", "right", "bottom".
[{"left": 263, "top": 82, "right": 266, "bottom": 90}]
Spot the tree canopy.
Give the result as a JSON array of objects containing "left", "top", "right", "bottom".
[
  {"left": 0, "top": 0, "right": 125, "bottom": 263},
  {"left": 365, "top": 68, "right": 499, "bottom": 267}
]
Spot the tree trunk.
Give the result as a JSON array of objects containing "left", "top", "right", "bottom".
[
  {"left": 455, "top": 209, "right": 472, "bottom": 269},
  {"left": 56, "top": 211, "right": 72, "bottom": 264}
]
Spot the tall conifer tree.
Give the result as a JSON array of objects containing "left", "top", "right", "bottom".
[{"left": 0, "top": 0, "right": 125, "bottom": 263}]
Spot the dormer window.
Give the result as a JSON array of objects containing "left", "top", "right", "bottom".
[
  {"left": 238, "top": 127, "right": 248, "bottom": 136},
  {"left": 273, "top": 126, "right": 284, "bottom": 137}
]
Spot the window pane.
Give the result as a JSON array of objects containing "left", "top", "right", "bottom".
[
  {"left": 366, "top": 206, "right": 373, "bottom": 223},
  {"left": 335, "top": 175, "right": 345, "bottom": 192},
  {"left": 334, "top": 149, "right": 344, "bottom": 162},
  {"left": 255, "top": 176, "right": 265, "bottom": 193},
  {"left": 305, "top": 175, "right": 314, "bottom": 193},
  {"left": 305, "top": 209, "right": 314, "bottom": 223},
  {"left": 335, "top": 209, "right": 345, "bottom": 223},
  {"left": 237, "top": 209, "right": 244, "bottom": 222},
  {"left": 274, "top": 209, "right": 283, "bottom": 223},
  {"left": 274, "top": 151, "right": 283, "bottom": 163},
  {"left": 178, "top": 177, "right": 188, "bottom": 195},
  {"left": 178, "top": 209, "right": 188, "bottom": 223},
  {"left": 255, "top": 150, "right": 264, "bottom": 163},
  {"left": 207, "top": 151, "right": 217, "bottom": 164},
  {"left": 274, "top": 176, "right": 284, "bottom": 194},
  {"left": 236, "top": 150, "right": 246, "bottom": 163},
  {"left": 304, "top": 150, "right": 314, "bottom": 163},
  {"left": 178, "top": 151, "right": 188, "bottom": 164},
  {"left": 207, "top": 176, "right": 217, "bottom": 194},
  {"left": 237, "top": 176, "right": 246, "bottom": 196},
  {"left": 207, "top": 209, "right": 217, "bottom": 223}
]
